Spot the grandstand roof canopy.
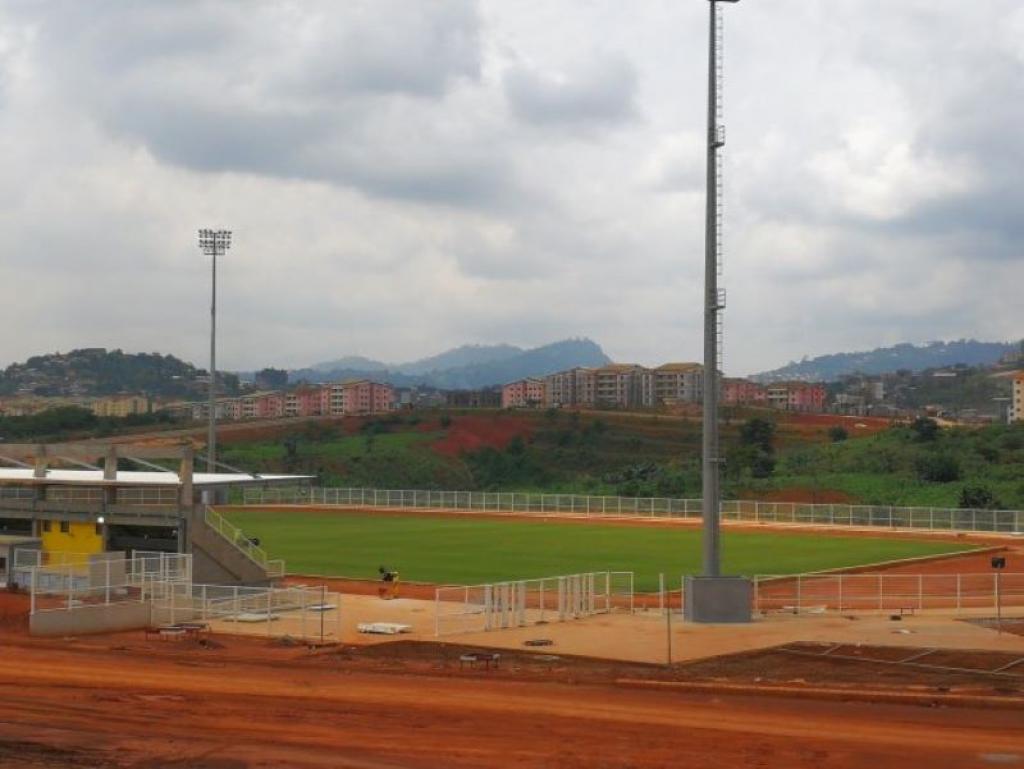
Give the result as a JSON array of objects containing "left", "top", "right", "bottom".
[{"left": 0, "top": 468, "right": 311, "bottom": 488}]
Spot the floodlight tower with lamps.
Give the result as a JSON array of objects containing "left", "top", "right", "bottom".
[
  {"left": 197, "top": 228, "right": 232, "bottom": 473},
  {"left": 684, "top": 0, "right": 752, "bottom": 623}
]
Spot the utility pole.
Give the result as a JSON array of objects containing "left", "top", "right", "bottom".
[{"left": 198, "top": 229, "right": 232, "bottom": 474}]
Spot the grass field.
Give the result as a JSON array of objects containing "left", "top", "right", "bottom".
[{"left": 225, "top": 509, "right": 976, "bottom": 591}]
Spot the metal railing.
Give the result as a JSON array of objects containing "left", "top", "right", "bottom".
[
  {"left": 204, "top": 506, "right": 285, "bottom": 577},
  {"left": 116, "top": 488, "right": 181, "bottom": 506},
  {"left": 241, "top": 486, "right": 1024, "bottom": 534},
  {"left": 435, "top": 571, "right": 634, "bottom": 636},
  {"left": 753, "top": 572, "right": 1024, "bottom": 615},
  {"left": 152, "top": 582, "right": 340, "bottom": 641},
  {"left": 28, "top": 551, "right": 192, "bottom": 614}
]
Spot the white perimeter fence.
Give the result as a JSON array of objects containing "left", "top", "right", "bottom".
[
  {"left": 753, "top": 572, "right": 1024, "bottom": 616},
  {"left": 435, "top": 571, "right": 634, "bottom": 636},
  {"left": 242, "top": 487, "right": 1024, "bottom": 535}
]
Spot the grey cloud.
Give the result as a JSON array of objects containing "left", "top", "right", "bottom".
[
  {"left": 12, "top": 1, "right": 496, "bottom": 205},
  {"left": 290, "top": 1, "right": 482, "bottom": 98},
  {"left": 503, "top": 55, "right": 639, "bottom": 127}
]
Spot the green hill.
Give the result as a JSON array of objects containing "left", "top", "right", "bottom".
[
  {"left": 0, "top": 348, "right": 238, "bottom": 398},
  {"left": 218, "top": 408, "right": 1024, "bottom": 509}
]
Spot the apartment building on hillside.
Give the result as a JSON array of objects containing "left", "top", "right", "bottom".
[
  {"left": 0, "top": 395, "right": 151, "bottom": 418},
  {"left": 446, "top": 389, "right": 502, "bottom": 408},
  {"left": 90, "top": 395, "right": 151, "bottom": 417},
  {"left": 504, "top": 365, "right": 825, "bottom": 413},
  {"left": 166, "top": 380, "right": 393, "bottom": 422},
  {"left": 723, "top": 378, "right": 766, "bottom": 406},
  {"left": 653, "top": 363, "right": 703, "bottom": 405},
  {"left": 593, "top": 364, "right": 652, "bottom": 409},
  {"left": 320, "top": 380, "right": 393, "bottom": 416},
  {"left": 765, "top": 382, "right": 827, "bottom": 412},
  {"left": 1012, "top": 374, "right": 1023, "bottom": 422},
  {"left": 502, "top": 378, "right": 545, "bottom": 408},
  {"left": 285, "top": 386, "right": 322, "bottom": 417},
  {"left": 544, "top": 367, "right": 596, "bottom": 408}
]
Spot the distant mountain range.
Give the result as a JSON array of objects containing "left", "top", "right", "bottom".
[
  {"left": 310, "top": 343, "right": 523, "bottom": 377},
  {"left": 292, "top": 339, "right": 611, "bottom": 390},
  {"left": 752, "top": 339, "right": 1022, "bottom": 383}
]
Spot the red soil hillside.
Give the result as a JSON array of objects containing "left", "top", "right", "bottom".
[{"left": 431, "top": 414, "right": 535, "bottom": 457}]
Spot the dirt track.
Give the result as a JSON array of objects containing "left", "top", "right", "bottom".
[{"left": 1, "top": 632, "right": 1023, "bottom": 769}]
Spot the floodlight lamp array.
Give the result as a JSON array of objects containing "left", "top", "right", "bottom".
[{"left": 197, "top": 228, "right": 232, "bottom": 254}]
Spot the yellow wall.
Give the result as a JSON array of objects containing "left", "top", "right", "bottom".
[{"left": 40, "top": 521, "right": 104, "bottom": 565}]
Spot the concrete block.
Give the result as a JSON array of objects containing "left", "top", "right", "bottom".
[{"left": 683, "top": 576, "right": 752, "bottom": 623}]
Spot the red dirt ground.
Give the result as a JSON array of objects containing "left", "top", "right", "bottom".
[
  {"left": 870, "top": 548, "right": 1024, "bottom": 575},
  {"left": 431, "top": 414, "right": 534, "bottom": 457},
  {"left": 0, "top": 591, "right": 29, "bottom": 633},
  {"left": 0, "top": 628, "right": 1022, "bottom": 768},
  {"left": 754, "top": 546, "right": 1024, "bottom": 611},
  {"left": 781, "top": 413, "right": 894, "bottom": 434}
]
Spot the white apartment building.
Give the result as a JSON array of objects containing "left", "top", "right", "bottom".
[{"left": 653, "top": 363, "right": 704, "bottom": 405}]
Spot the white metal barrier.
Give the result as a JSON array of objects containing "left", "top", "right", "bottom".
[
  {"left": 28, "top": 551, "right": 192, "bottom": 614},
  {"left": 434, "top": 571, "right": 634, "bottom": 636},
  {"left": 153, "top": 582, "right": 341, "bottom": 641},
  {"left": 242, "top": 486, "right": 1024, "bottom": 534},
  {"left": 754, "top": 572, "right": 1024, "bottom": 615},
  {"left": 205, "top": 506, "right": 285, "bottom": 577}
]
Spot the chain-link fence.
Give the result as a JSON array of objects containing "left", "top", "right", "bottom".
[{"left": 241, "top": 486, "right": 1024, "bottom": 534}]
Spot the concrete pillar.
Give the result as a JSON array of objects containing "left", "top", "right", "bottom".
[
  {"left": 33, "top": 445, "right": 48, "bottom": 479},
  {"left": 103, "top": 446, "right": 118, "bottom": 481},
  {"left": 179, "top": 446, "right": 194, "bottom": 514}
]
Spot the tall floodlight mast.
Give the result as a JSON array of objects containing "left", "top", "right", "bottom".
[
  {"left": 198, "top": 228, "right": 232, "bottom": 474},
  {"left": 686, "top": 0, "right": 751, "bottom": 623},
  {"left": 702, "top": 0, "right": 737, "bottom": 578}
]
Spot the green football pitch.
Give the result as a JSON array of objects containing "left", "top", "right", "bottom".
[{"left": 225, "top": 509, "right": 974, "bottom": 592}]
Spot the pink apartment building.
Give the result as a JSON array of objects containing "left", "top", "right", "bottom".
[
  {"left": 285, "top": 386, "right": 323, "bottom": 417},
  {"left": 723, "top": 378, "right": 767, "bottom": 406},
  {"left": 317, "top": 380, "right": 394, "bottom": 416},
  {"left": 342, "top": 380, "right": 394, "bottom": 414},
  {"left": 766, "top": 382, "right": 826, "bottom": 412},
  {"left": 176, "top": 380, "right": 393, "bottom": 422},
  {"left": 502, "top": 378, "right": 545, "bottom": 408}
]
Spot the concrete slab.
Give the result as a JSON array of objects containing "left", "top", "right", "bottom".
[{"left": 335, "top": 592, "right": 1024, "bottom": 664}]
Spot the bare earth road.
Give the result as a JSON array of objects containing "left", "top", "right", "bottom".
[{"left": 0, "top": 640, "right": 1021, "bottom": 769}]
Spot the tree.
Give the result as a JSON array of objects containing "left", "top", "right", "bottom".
[
  {"left": 910, "top": 417, "right": 939, "bottom": 443},
  {"left": 828, "top": 426, "right": 848, "bottom": 443},
  {"left": 915, "top": 454, "right": 961, "bottom": 483},
  {"left": 750, "top": 451, "right": 776, "bottom": 479},
  {"left": 282, "top": 436, "right": 300, "bottom": 473},
  {"left": 255, "top": 367, "right": 288, "bottom": 390},
  {"left": 959, "top": 485, "right": 1002, "bottom": 510},
  {"left": 740, "top": 418, "right": 775, "bottom": 452}
]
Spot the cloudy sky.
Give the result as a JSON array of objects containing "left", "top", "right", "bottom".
[{"left": 1, "top": 1, "right": 1021, "bottom": 376}]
